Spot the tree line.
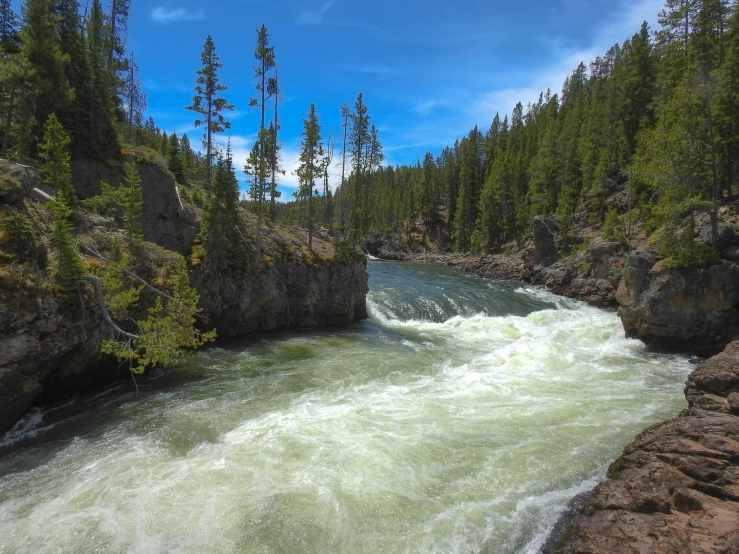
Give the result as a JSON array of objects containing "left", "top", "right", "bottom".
[{"left": 336, "top": 0, "right": 739, "bottom": 266}]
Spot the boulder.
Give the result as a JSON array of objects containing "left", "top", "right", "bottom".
[
  {"left": 686, "top": 341, "right": 739, "bottom": 415},
  {"left": 529, "top": 238, "right": 627, "bottom": 307},
  {"left": 699, "top": 221, "right": 739, "bottom": 252},
  {"left": 617, "top": 255, "right": 739, "bottom": 356}
]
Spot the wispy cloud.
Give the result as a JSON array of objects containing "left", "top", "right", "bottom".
[
  {"left": 414, "top": 100, "right": 437, "bottom": 116},
  {"left": 339, "top": 64, "right": 398, "bottom": 79},
  {"left": 296, "top": 0, "right": 336, "bottom": 25},
  {"left": 150, "top": 6, "right": 206, "bottom": 24},
  {"left": 295, "top": 1, "right": 382, "bottom": 32},
  {"left": 470, "top": 0, "right": 665, "bottom": 123}
]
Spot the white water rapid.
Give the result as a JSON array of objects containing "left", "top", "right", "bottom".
[{"left": 0, "top": 261, "right": 693, "bottom": 553}]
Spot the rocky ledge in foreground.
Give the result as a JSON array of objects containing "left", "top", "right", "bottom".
[{"left": 542, "top": 341, "right": 739, "bottom": 554}]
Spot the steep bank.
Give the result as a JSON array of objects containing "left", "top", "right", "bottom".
[
  {"left": 0, "top": 160, "right": 368, "bottom": 435},
  {"left": 543, "top": 341, "right": 739, "bottom": 554},
  {"left": 193, "top": 218, "right": 368, "bottom": 339}
]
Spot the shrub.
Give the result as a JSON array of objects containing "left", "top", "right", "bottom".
[
  {"left": 0, "top": 210, "right": 40, "bottom": 264},
  {"left": 0, "top": 174, "right": 23, "bottom": 204},
  {"left": 652, "top": 224, "right": 719, "bottom": 269}
]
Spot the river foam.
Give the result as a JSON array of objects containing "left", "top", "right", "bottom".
[{"left": 0, "top": 261, "right": 693, "bottom": 553}]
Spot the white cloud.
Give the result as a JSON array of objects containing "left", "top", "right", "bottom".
[
  {"left": 414, "top": 100, "right": 437, "bottom": 117},
  {"left": 470, "top": 0, "right": 664, "bottom": 124},
  {"left": 150, "top": 6, "right": 206, "bottom": 24},
  {"left": 221, "top": 135, "right": 302, "bottom": 199},
  {"left": 296, "top": 0, "right": 336, "bottom": 25}
]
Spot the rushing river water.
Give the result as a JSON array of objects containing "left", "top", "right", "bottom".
[{"left": 0, "top": 261, "right": 693, "bottom": 554}]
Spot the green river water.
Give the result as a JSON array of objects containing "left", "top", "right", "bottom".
[{"left": 0, "top": 261, "right": 693, "bottom": 553}]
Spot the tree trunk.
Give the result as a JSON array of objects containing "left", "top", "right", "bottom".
[
  {"left": 2, "top": 86, "right": 14, "bottom": 159},
  {"left": 206, "top": 94, "right": 212, "bottom": 189}
]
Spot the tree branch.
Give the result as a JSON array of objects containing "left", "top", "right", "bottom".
[{"left": 83, "top": 275, "right": 139, "bottom": 340}]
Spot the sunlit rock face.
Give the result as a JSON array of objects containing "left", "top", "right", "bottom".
[
  {"left": 544, "top": 341, "right": 739, "bottom": 554},
  {"left": 617, "top": 252, "right": 739, "bottom": 357}
]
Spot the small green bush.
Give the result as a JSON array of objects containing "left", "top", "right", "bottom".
[
  {"left": 652, "top": 224, "right": 718, "bottom": 269},
  {"left": 601, "top": 208, "right": 630, "bottom": 247},
  {"left": 0, "top": 210, "right": 40, "bottom": 264},
  {"left": 0, "top": 174, "right": 24, "bottom": 204}
]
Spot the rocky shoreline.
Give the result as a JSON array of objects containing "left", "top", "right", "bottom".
[
  {"left": 367, "top": 217, "right": 739, "bottom": 552},
  {"left": 542, "top": 342, "right": 739, "bottom": 553}
]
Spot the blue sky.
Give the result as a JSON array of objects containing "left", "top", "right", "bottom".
[{"left": 20, "top": 0, "right": 667, "bottom": 197}]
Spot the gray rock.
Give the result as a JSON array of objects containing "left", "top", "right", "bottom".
[
  {"left": 72, "top": 158, "right": 198, "bottom": 255},
  {"left": 529, "top": 237, "right": 627, "bottom": 307},
  {"left": 724, "top": 245, "right": 739, "bottom": 261},
  {"left": 617, "top": 257, "right": 739, "bottom": 356},
  {"left": 195, "top": 255, "right": 368, "bottom": 338},
  {"left": 531, "top": 216, "right": 559, "bottom": 267},
  {"left": 698, "top": 221, "right": 739, "bottom": 251}
]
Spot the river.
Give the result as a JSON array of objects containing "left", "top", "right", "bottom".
[{"left": 0, "top": 261, "right": 693, "bottom": 553}]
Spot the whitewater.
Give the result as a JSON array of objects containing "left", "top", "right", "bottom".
[{"left": 0, "top": 261, "right": 693, "bottom": 553}]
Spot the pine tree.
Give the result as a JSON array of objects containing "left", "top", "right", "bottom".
[
  {"left": 125, "top": 51, "right": 146, "bottom": 143},
  {"left": 107, "top": 0, "right": 130, "bottom": 74},
  {"left": 249, "top": 25, "right": 275, "bottom": 142},
  {"left": 186, "top": 35, "right": 233, "bottom": 188},
  {"left": 19, "top": 0, "right": 73, "bottom": 156},
  {"left": 204, "top": 143, "right": 244, "bottom": 275},
  {"left": 39, "top": 112, "right": 75, "bottom": 205},
  {"left": 0, "top": 0, "right": 19, "bottom": 53},
  {"left": 338, "top": 103, "right": 351, "bottom": 234},
  {"left": 714, "top": 2, "right": 739, "bottom": 200},
  {"left": 53, "top": 0, "right": 94, "bottom": 158},
  {"left": 168, "top": 132, "right": 184, "bottom": 183},
  {"left": 0, "top": 0, "right": 21, "bottom": 156},
  {"left": 39, "top": 113, "right": 83, "bottom": 297},
  {"left": 86, "top": 0, "right": 118, "bottom": 158},
  {"left": 349, "top": 93, "right": 370, "bottom": 239},
  {"left": 295, "top": 104, "right": 324, "bottom": 250},
  {"left": 0, "top": 48, "right": 31, "bottom": 158},
  {"left": 247, "top": 26, "right": 276, "bottom": 239},
  {"left": 267, "top": 70, "right": 282, "bottom": 220},
  {"left": 121, "top": 161, "right": 143, "bottom": 241}
]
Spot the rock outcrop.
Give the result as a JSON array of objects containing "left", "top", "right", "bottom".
[
  {"left": 196, "top": 250, "right": 368, "bottom": 339},
  {"left": 617, "top": 253, "right": 739, "bottom": 356},
  {"left": 0, "top": 161, "right": 369, "bottom": 435},
  {"left": 528, "top": 237, "right": 627, "bottom": 307},
  {"left": 530, "top": 216, "right": 559, "bottom": 267},
  {"left": 0, "top": 277, "right": 119, "bottom": 436},
  {"left": 543, "top": 342, "right": 739, "bottom": 554},
  {"left": 72, "top": 157, "right": 198, "bottom": 254}
]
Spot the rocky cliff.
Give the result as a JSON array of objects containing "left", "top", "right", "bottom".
[
  {"left": 0, "top": 160, "right": 368, "bottom": 435},
  {"left": 543, "top": 342, "right": 739, "bottom": 554},
  {"left": 617, "top": 253, "right": 739, "bottom": 356}
]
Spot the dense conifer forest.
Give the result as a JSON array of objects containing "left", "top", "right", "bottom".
[
  {"left": 327, "top": 1, "right": 739, "bottom": 268},
  {"left": 2, "top": 0, "right": 739, "bottom": 273}
]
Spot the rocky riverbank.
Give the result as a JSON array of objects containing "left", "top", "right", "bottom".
[
  {"left": 0, "top": 160, "right": 368, "bottom": 435},
  {"left": 368, "top": 213, "right": 739, "bottom": 356},
  {"left": 368, "top": 217, "right": 739, "bottom": 551},
  {"left": 543, "top": 341, "right": 739, "bottom": 553}
]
